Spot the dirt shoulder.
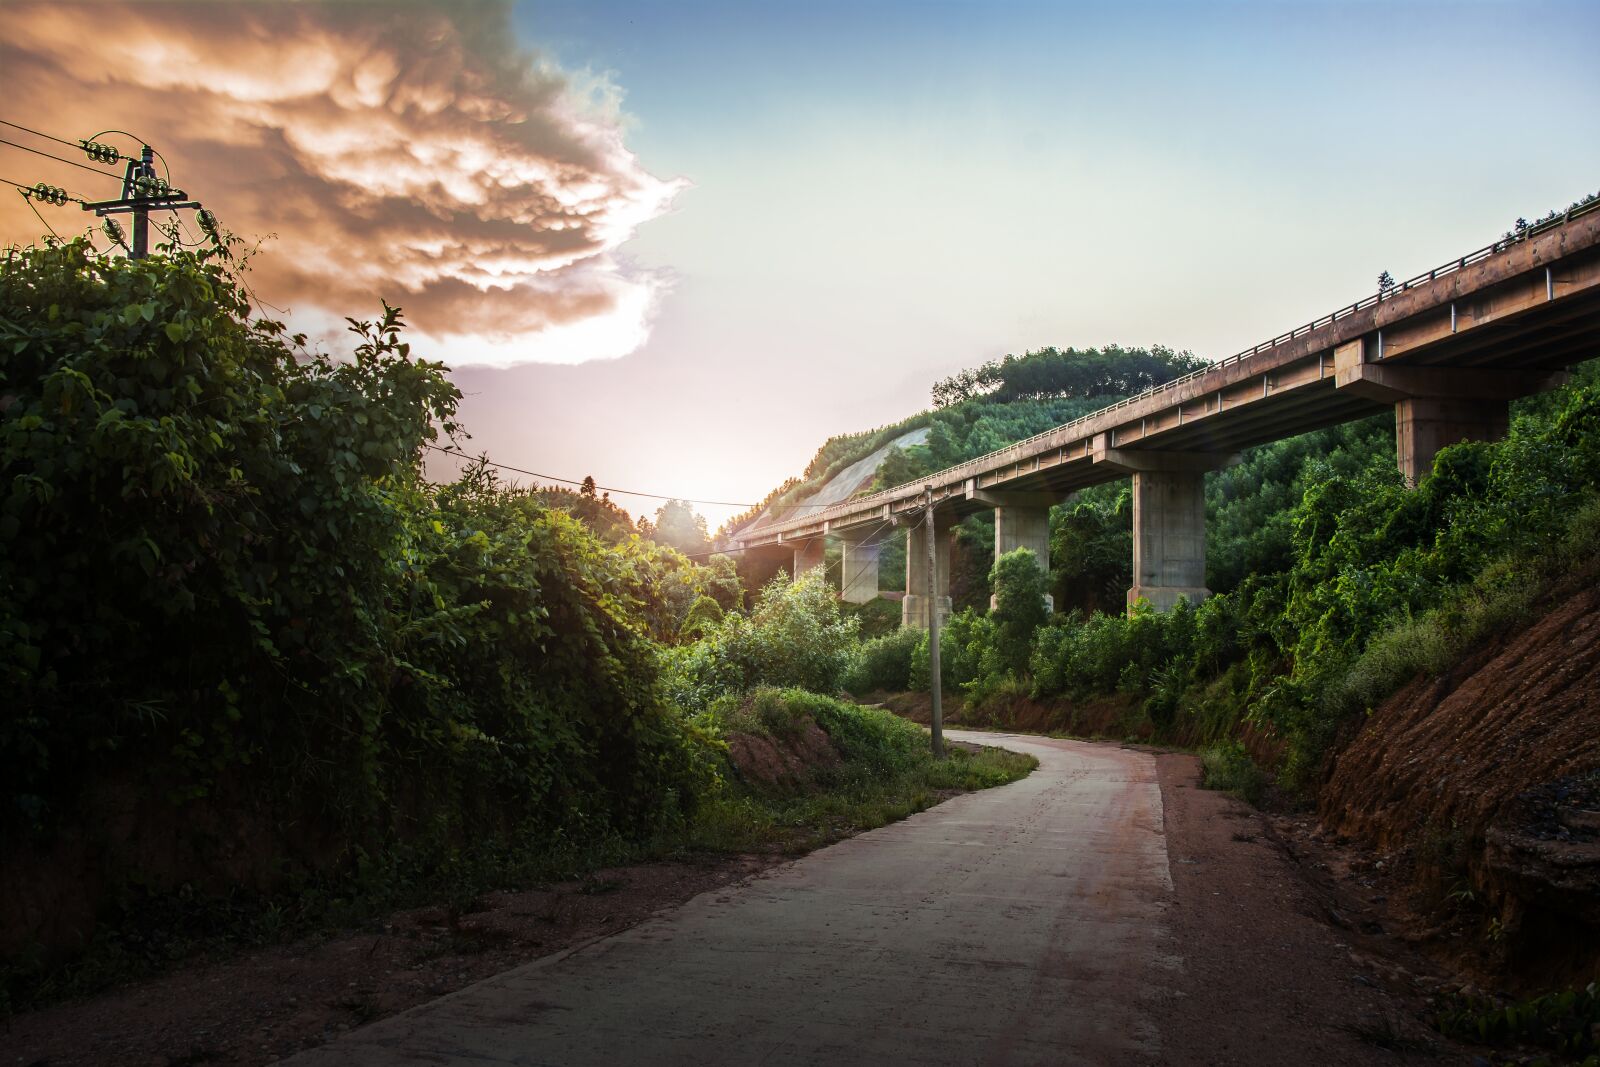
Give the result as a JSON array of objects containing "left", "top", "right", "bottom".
[
  {"left": 4, "top": 853, "right": 788, "bottom": 1066},
  {"left": 1154, "top": 750, "right": 1474, "bottom": 1066}
]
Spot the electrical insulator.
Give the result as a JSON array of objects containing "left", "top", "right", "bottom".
[
  {"left": 132, "top": 175, "right": 169, "bottom": 198},
  {"left": 103, "top": 217, "right": 126, "bottom": 246},
  {"left": 25, "top": 183, "right": 70, "bottom": 206},
  {"left": 79, "top": 140, "right": 120, "bottom": 165},
  {"left": 196, "top": 208, "right": 219, "bottom": 237}
]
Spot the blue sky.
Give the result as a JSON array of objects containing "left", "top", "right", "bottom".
[
  {"left": 7, "top": 1, "right": 1595, "bottom": 525},
  {"left": 445, "top": 0, "right": 1600, "bottom": 524}
]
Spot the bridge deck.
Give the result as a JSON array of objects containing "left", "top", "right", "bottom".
[{"left": 737, "top": 201, "right": 1600, "bottom": 549}]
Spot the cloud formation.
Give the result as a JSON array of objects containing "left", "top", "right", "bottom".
[{"left": 0, "top": 0, "right": 683, "bottom": 365}]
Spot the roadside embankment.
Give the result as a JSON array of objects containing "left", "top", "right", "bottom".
[
  {"left": 1, "top": 690, "right": 1034, "bottom": 1065},
  {"left": 1319, "top": 581, "right": 1600, "bottom": 987}
]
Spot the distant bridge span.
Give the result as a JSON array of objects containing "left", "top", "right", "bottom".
[{"left": 735, "top": 199, "right": 1600, "bottom": 624}]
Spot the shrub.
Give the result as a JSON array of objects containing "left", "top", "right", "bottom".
[
  {"left": 990, "top": 547, "right": 1049, "bottom": 675},
  {"left": 662, "top": 570, "right": 860, "bottom": 712},
  {"left": 0, "top": 241, "right": 723, "bottom": 884},
  {"left": 1199, "top": 741, "right": 1265, "bottom": 805},
  {"left": 844, "top": 627, "right": 923, "bottom": 695}
]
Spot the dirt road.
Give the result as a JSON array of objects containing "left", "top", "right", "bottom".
[{"left": 281, "top": 733, "right": 1172, "bottom": 1065}]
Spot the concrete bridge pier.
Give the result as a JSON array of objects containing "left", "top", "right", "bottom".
[
  {"left": 791, "top": 538, "right": 826, "bottom": 576},
  {"left": 1092, "top": 439, "right": 1236, "bottom": 613},
  {"left": 1333, "top": 341, "right": 1566, "bottom": 486},
  {"left": 971, "top": 490, "right": 1058, "bottom": 613},
  {"left": 839, "top": 534, "right": 882, "bottom": 605},
  {"left": 902, "top": 512, "right": 954, "bottom": 630}
]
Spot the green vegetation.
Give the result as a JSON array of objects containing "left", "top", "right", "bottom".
[
  {"left": 797, "top": 348, "right": 1600, "bottom": 794},
  {"left": 662, "top": 571, "right": 861, "bottom": 713},
  {"left": 0, "top": 241, "right": 1033, "bottom": 1006},
  {"left": 1198, "top": 742, "right": 1266, "bottom": 806},
  {"left": 1434, "top": 982, "right": 1600, "bottom": 1063},
  {"left": 717, "top": 344, "right": 1206, "bottom": 540},
  {"left": 684, "top": 688, "right": 1035, "bottom": 854}
]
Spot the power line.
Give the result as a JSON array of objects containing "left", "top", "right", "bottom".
[
  {"left": 425, "top": 442, "right": 763, "bottom": 508},
  {"left": 425, "top": 443, "right": 851, "bottom": 514},
  {"left": 0, "top": 117, "right": 86, "bottom": 152},
  {"left": 0, "top": 137, "right": 123, "bottom": 180},
  {"left": 19, "top": 194, "right": 62, "bottom": 242}
]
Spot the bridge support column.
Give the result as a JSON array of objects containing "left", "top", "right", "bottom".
[
  {"left": 970, "top": 490, "right": 1059, "bottom": 613},
  {"left": 1333, "top": 341, "right": 1566, "bottom": 486},
  {"left": 1092, "top": 440, "right": 1236, "bottom": 613},
  {"left": 1128, "top": 469, "right": 1208, "bottom": 612},
  {"left": 1395, "top": 396, "right": 1507, "bottom": 486},
  {"left": 792, "top": 538, "right": 826, "bottom": 576},
  {"left": 839, "top": 536, "right": 881, "bottom": 604},
  {"left": 902, "top": 514, "right": 953, "bottom": 630}
]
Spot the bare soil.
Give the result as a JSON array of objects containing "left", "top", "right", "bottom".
[
  {"left": 3, "top": 854, "right": 787, "bottom": 1066},
  {"left": 1320, "top": 580, "right": 1600, "bottom": 988},
  {"left": 1155, "top": 751, "right": 1476, "bottom": 1065}
]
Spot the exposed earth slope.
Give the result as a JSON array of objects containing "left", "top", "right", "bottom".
[{"left": 1320, "top": 580, "right": 1600, "bottom": 985}]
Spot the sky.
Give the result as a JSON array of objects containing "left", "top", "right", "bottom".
[{"left": 2, "top": 0, "right": 1598, "bottom": 528}]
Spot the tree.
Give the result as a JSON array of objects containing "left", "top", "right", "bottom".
[
  {"left": 581, "top": 475, "right": 597, "bottom": 498},
  {"left": 990, "top": 548, "right": 1049, "bottom": 675},
  {"left": 652, "top": 498, "right": 710, "bottom": 556}
]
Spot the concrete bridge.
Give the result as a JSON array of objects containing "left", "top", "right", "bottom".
[{"left": 734, "top": 200, "right": 1600, "bottom": 626}]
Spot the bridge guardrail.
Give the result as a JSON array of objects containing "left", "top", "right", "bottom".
[{"left": 743, "top": 193, "right": 1600, "bottom": 542}]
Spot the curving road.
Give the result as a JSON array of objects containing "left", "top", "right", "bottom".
[{"left": 282, "top": 732, "right": 1180, "bottom": 1066}]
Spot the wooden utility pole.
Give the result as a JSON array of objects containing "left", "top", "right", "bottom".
[{"left": 925, "top": 485, "right": 944, "bottom": 758}]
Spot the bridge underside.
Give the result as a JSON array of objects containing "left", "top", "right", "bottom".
[{"left": 740, "top": 208, "right": 1600, "bottom": 624}]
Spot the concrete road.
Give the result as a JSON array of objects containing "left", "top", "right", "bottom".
[{"left": 283, "top": 732, "right": 1180, "bottom": 1066}]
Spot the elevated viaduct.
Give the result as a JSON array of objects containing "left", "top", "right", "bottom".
[{"left": 734, "top": 199, "right": 1600, "bottom": 626}]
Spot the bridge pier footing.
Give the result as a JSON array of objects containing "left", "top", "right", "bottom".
[{"left": 1092, "top": 440, "right": 1236, "bottom": 614}]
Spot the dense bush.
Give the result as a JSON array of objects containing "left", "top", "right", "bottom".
[
  {"left": 0, "top": 242, "right": 721, "bottom": 861},
  {"left": 661, "top": 570, "right": 860, "bottom": 712},
  {"left": 843, "top": 626, "right": 923, "bottom": 694}
]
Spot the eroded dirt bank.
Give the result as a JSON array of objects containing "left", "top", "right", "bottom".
[
  {"left": 1154, "top": 751, "right": 1462, "bottom": 1065},
  {"left": 1320, "top": 582, "right": 1600, "bottom": 987}
]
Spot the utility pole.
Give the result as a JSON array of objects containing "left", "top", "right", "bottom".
[
  {"left": 925, "top": 485, "right": 944, "bottom": 758},
  {"left": 82, "top": 142, "right": 199, "bottom": 259},
  {"left": 130, "top": 145, "right": 151, "bottom": 259}
]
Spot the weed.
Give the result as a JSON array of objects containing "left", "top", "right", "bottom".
[
  {"left": 1199, "top": 741, "right": 1265, "bottom": 806},
  {"left": 1341, "top": 1013, "right": 1433, "bottom": 1053},
  {"left": 1435, "top": 982, "right": 1600, "bottom": 1059}
]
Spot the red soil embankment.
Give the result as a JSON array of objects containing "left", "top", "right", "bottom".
[
  {"left": 723, "top": 720, "right": 840, "bottom": 792},
  {"left": 1320, "top": 581, "right": 1600, "bottom": 983}
]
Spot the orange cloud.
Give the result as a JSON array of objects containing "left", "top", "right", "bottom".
[{"left": 0, "top": 0, "right": 684, "bottom": 365}]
